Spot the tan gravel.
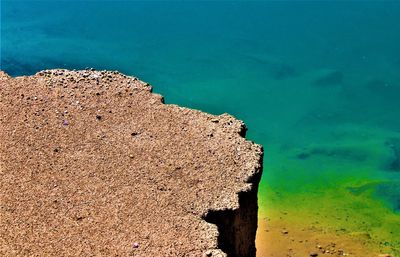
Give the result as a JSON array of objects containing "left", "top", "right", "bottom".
[{"left": 0, "top": 69, "right": 263, "bottom": 257}]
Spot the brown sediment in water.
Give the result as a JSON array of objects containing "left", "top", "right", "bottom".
[
  {"left": 256, "top": 215, "right": 389, "bottom": 257},
  {"left": 0, "top": 69, "right": 263, "bottom": 256}
]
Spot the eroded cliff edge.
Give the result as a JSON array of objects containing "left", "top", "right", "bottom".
[{"left": 0, "top": 69, "right": 263, "bottom": 257}]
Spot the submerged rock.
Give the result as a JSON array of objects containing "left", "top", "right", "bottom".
[
  {"left": 313, "top": 70, "right": 343, "bottom": 87},
  {"left": 365, "top": 78, "right": 400, "bottom": 97},
  {"left": 385, "top": 138, "right": 400, "bottom": 171},
  {"left": 0, "top": 69, "right": 263, "bottom": 257},
  {"left": 295, "top": 145, "right": 368, "bottom": 162},
  {"left": 270, "top": 63, "right": 298, "bottom": 80}
]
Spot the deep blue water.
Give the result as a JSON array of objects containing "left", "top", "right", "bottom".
[{"left": 2, "top": 0, "right": 400, "bottom": 252}]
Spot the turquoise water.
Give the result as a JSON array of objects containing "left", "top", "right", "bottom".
[{"left": 2, "top": 1, "right": 400, "bottom": 254}]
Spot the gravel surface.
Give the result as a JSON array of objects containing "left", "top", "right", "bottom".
[{"left": 0, "top": 69, "right": 263, "bottom": 256}]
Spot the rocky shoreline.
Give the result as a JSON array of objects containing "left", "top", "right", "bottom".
[{"left": 0, "top": 69, "right": 263, "bottom": 256}]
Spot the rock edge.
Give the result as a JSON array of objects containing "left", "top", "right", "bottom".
[{"left": 0, "top": 69, "right": 263, "bottom": 257}]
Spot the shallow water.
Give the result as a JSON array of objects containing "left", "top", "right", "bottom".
[{"left": 2, "top": 0, "right": 400, "bottom": 254}]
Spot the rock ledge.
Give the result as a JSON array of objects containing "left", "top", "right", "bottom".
[{"left": 0, "top": 69, "right": 263, "bottom": 256}]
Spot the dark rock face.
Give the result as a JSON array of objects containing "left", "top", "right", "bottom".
[{"left": 204, "top": 156, "right": 263, "bottom": 257}]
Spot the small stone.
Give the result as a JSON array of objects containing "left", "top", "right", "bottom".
[
  {"left": 129, "top": 154, "right": 134, "bottom": 159},
  {"left": 378, "top": 254, "right": 392, "bottom": 257},
  {"left": 310, "top": 253, "right": 318, "bottom": 257},
  {"left": 62, "top": 120, "right": 69, "bottom": 126},
  {"left": 132, "top": 242, "right": 139, "bottom": 248},
  {"left": 281, "top": 230, "right": 289, "bottom": 235},
  {"left": 203, "top": 249, "right": 226, "bottom": 257},
  {"left": 96, "top": 115, "right": 102, "bottom": 120}
]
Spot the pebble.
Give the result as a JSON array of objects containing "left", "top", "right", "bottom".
[
  {"left": 310, "top": 253, "right": 318, "bottom": 257},
  {"left": 62, "top": 120, "right": 69, "bottom": 126},
  {"left": 132, "top": 242, "right": 139, "bottom": 248}
]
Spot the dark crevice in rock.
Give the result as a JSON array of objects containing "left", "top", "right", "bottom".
[
  {"left": 203, "top": 152, "right": 263, "bottom": 257},
  {"left": 239, "top": 125, "right": 248, "bottom": 138}
]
